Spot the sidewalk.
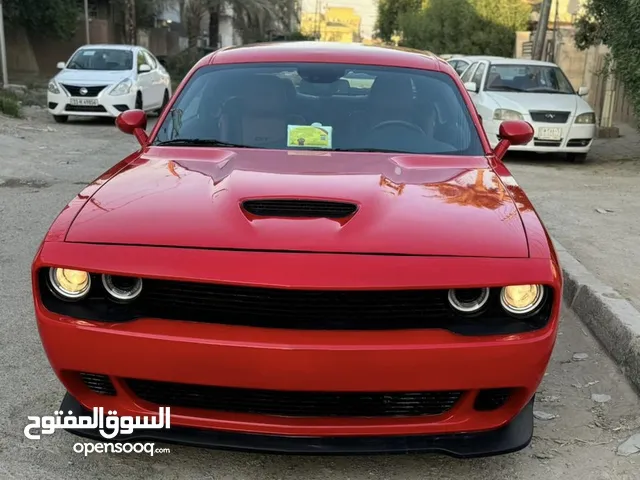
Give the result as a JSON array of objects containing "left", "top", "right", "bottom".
[{"left": 507, "top": 122, "right": 640, "bottom": 311}]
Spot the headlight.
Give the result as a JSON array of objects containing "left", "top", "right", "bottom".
[
  {"left": 448, "top": 288, "right": 490, "bottom": 314},
  {"left": 48, "top": 268, "right": 91, "bottom": 300},
  {"left": 110, "top": 79, "right": 133, "bottom": 96},
  {"left": 493, "top": 109, "right": 524, "bottom": 121},
  {"left": 575, "top": 112, "right": 596, "bottom": 124},
  {"left": 48, "top": 81, "right": 60, "bottom": 94},
  {"left": 500, "top": 285, "right": 544, "bottom": 315},
  {"left": 102, "top": 274, "right": 143, "bottom": 302}
]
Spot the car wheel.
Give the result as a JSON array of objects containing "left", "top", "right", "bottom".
[
  {"left": 567, "top": 152, "right": 587, "bottom": 164},
  {"left": 135, "top": 93, "right": 143, "bottom": 111},
  {"left": 53, "top": 115, "right": 68, "bottom": 124},
  {"left": 156, "top": 90, "right": 170, "bottom": 115}
]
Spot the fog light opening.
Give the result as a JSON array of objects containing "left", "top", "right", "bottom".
[
  {"left": 102, "top": 275, "right": 143, "bottom": 303},
  {"left": 448, "top": 287, "right": 490, "bottom": 314}
]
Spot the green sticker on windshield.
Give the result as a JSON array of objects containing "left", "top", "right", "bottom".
[{"left": 287, "top": 123, "right": 333, "bottom": 149}]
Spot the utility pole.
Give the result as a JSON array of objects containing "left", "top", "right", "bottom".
[
  {"left": 532, "top": 0, "right": 552, "bottom": 61},
  {"left": 0, "top": 0, "right": 8, "bottom": 88},
  {"left": 124, "top": 0, "right": 136, "bottom": 45},
  {"left": 84, "top": 0, "right": 91, "bottom": 44}
]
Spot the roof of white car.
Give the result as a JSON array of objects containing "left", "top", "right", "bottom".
[
  {"left": 486, "top": 57, "right": 558, "bottom": 67},
  {"left": 78, "top": 44, "right": 137, "bottom": 51}
]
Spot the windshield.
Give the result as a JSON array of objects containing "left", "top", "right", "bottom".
[
  {"left": 485, "top": 64, "right": 575, "bottom": 94},
  {"left": 154, "top": 63, "right": 484, "bottom": 156},
  {"left": 67, "top": 48, "right": 133, "bottom": 71}
]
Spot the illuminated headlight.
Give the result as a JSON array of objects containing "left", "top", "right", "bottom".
[
  {"left": 493, "top": 109, "right": 523, "bottom": 121},
  {"left": 500, "top": 285, "right": 544, "bottom": 315},
  {"left": 48, "top": 81, "right": 60, "bottom": 94},
  {"left": 48, "top": 268, "right": 91, "bottom": 300},
  {"left": 110, "top": 79, "right": 133, "bottom": 96},
  {"left": 102, "top": 274, "right": 143, "bottom": 303},
  {"left": 575, "top": 112, "right": 596, "bottom": 124},
  {"left": 448, "top": 287, "right": 490, "bottom": 314}
]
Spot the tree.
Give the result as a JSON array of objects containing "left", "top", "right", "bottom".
[
  {"left": 3, "top": 0, "right": 80, "bottom": 40},
  {"left": 573, "top": 0, "right": 640, "bottom": 122},
  {"left": 398, "top": 0, "right": 530, "bottom": 56},
  {"left": 374, "top": 0, "right": 422, "bottom": 43}
]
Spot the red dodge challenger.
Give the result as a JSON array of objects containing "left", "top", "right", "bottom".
[{"left": 32, "top": 42, "right": 562, "bottom": 457}]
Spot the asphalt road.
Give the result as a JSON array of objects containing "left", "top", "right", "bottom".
[{"left": 1, "top": 109, "right": 639, "bottom": 479}]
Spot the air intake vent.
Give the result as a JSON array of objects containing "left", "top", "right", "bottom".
[
  {"left": 242, "top": 199, "right": 358, "bottom": 219},
  {"left": 79, "top": 372, "right": 117, "bottom": 396}
]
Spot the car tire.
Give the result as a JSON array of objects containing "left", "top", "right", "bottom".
[
  {"left": 135, "top": 93, "right": 143, "bottom": 111},
  {"left": 53, "top": 115, "right": 68, "bottom": 124},
  {"left": 156, "top": 90, "right": 170, "bottom": 115},
  {"left": 567, "top": 152, "right": 587, "bottom": 164}
]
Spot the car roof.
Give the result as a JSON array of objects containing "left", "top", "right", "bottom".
[
  {"left": 77, "top": 44, "right": 137, "bottom": 51},
  {"left": 485, "top": 58, "right": 557, "bottom": 67},
  {"left": 199, "top": 41, "right": 445, "bottom": 71}
]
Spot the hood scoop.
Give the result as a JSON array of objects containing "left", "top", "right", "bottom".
[{"left": 241, "top": 199, "right": 358, "bottom": 219}]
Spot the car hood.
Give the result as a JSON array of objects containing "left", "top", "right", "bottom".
[
  {"left": 55, "top": 69, "right": 132, "bottom": 86},
  {"left": 66, "top": 149, "right": 529, "bottom": 258},
  {"left": 487, "top": 91, "right": 580, "bottom": 114}
]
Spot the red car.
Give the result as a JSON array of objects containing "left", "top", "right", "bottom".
[{"left": 32, "top": 42, "right": 562, "bottom": 457}]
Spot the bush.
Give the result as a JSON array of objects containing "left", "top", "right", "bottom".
[{"left": 0, "top": 89, "right": 22, "bottom": 118}]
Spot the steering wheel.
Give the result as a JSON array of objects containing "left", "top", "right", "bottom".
[{"left": 370, "top": 120, "right": 426, "bottom": 136}]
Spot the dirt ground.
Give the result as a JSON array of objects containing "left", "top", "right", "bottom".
[{"left": 1, "top": 107, "right": 639, "bottom": 479}]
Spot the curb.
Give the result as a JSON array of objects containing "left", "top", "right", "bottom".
[{"left": 554, "top": 239, "right": 640, "bottom": 393}]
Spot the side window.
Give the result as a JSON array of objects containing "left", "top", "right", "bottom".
[
  {"left": 472, "top": 63, "right": 486, "bottom": 87},
  {"left": 137, "top": 51, "right": 148, "bottom": 71},
  {"left": 143, "top": 51, "right": 157, "bottom": 70},
  {"left": 460, "top": 62, "right": 478, "bottom": 83}
]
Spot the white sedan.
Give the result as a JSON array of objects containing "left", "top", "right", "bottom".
[
  {"left": 460, "top": 57, "right": 596, "bottom": 162},
  {"left": 47, "top": 44, "right": 172, "bottom": 123}
]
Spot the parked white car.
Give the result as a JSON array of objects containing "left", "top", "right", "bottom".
[
  {"left": 47, "top": 44, "right": 172, "bottom": 123},
  {"left": 460, "top": 58, "right": 596, "bottom": 162}
]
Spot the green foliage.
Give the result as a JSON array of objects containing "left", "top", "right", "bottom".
[
  {"left": 375, "top": 0, "right": 422, "bottom": 42},
  {"left": 398, "top": 0, "right": 529, "bottom": 56},
  {"left": 0, "top": 90, "right": 22, "bottom": 118},
  {"left": 4, "top": 0, "right": 80, "bottom": 40},
  {"left": 574, "top": 0, "right": 640, "bottom": 122}
]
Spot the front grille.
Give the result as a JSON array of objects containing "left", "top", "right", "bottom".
[
  {"left": 65, "top": 105, "right": 107, "bottom": 113},
  {"left": 38, "top": 268, "right": 556, "bottom": 335},
  {"left": 80, "top": 372, "right": 117, "bottom": 396},
  {"left": 242, "top": 199, "right": 358, "bottom": 219},
  {"left": 533, "top": 139, "right": 562, "bottom": 147},
  {"left": 126, "top": 378, "right": 463, "bottom": 417},
  {"left": 61, "top": 84, "right": 107, "bottom": 97},
  {"left": 529, "top": 110, "right": 570, "bottom": 123}
]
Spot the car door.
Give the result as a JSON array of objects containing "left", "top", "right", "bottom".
[
  {"left": 464, "top": 61, "right": 493, "bottom": 120},
  {"left": 135, "top": 49, "right": 155, "bottom": 110},
  {"left": 460, "top": 62, "right": 479, "bottom": 85},
  {"left": 143, "top": 50, "right": 166, "bottom": 106}
]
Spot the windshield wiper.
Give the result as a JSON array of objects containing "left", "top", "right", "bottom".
[
  {"left": 488, "top": 85, "right": 527, "bottom": 92},
  {"left": 155, "top": 138, "right": 260, "bottom": 148},
  {"left": 331, "top": 147, "right": 414, "bottom": 153}
]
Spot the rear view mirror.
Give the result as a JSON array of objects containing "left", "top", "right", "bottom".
[
  {"left": 139, "top": 64, "right": 152, "bottom": 73},
  {"left": 464, "top": 81, "right": 478, "bottom": 93},
  {"left": 56, "top": 62, "right": 66, "bottom": 69},
  {"left": 116, "top": 110, "right": 149, "bottom": 147},
  {"left": 578, "top": 86, "right": 589, "bottom": 96}
]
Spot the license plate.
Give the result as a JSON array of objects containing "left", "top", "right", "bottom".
[
  {"left": 69, "top": 97, "right": 99, "bottom": 106},
  {"left": 538, "top": 127, "right": 563, "bottom": 140}
]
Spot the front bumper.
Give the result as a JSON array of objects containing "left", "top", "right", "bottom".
[
  {"left": 34, "top": 242, "right": 561, "bottom": 455},
  {"left": 47, "top": 88, "right": 137, "bottom": 118},
  {"left": 60, "top": 393, "right": 535, "bottom": 457},
  {"left": 485, "top": 117, "right": 596, "bottom": 153}
]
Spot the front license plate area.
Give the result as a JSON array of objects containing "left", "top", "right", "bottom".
[
  {"left": 537, "top": 127, "right": 563, "bottom": 140},
  {"left": 69, "top": 97, "right": 99, "bottom": 106}
]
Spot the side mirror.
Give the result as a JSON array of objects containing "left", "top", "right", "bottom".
[
  {"left": 464, "top": 81, "right": 478, "bottom": 93},
  {"left": 138, "top": 64, "right": 152, "bottom": 73},
  {"left": 116, "top": 110, "right": 149, "bottom": 146},
  {"left": 578, "top": 86, "right": 589, "bottom": 96},
  {"left": 492, "top": 120, "right": 534, "bottom": 161},
  {"left": 56, "top": 62, "right": 66, "bottom": 69}
]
